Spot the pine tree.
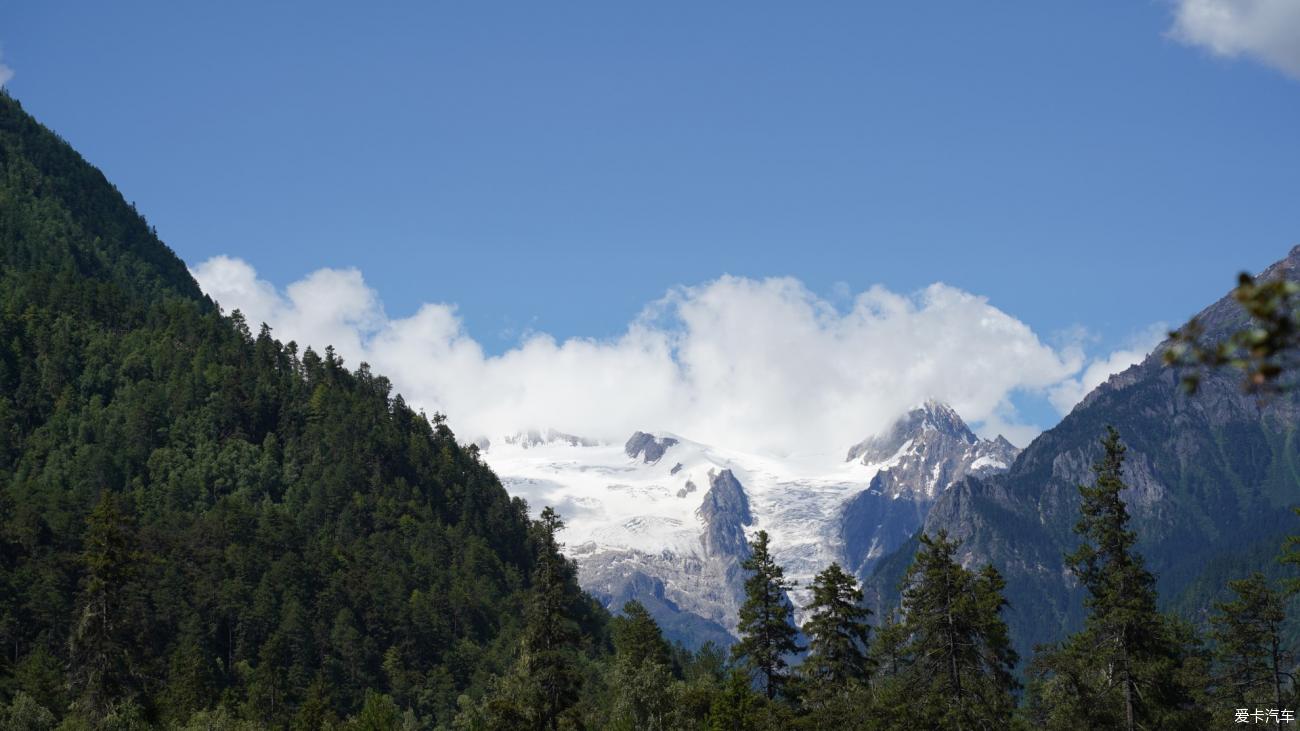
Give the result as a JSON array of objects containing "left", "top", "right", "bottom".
[
  {"left": 1210, "top": 572, "right": 1293, "bottom": 710},
  {"left": 612, "top": 600, "right": 672, "bottom": 670},
  {"left": 898, "top": 531, "right": 1018, "bottom": 730},
  {"left": 1065, "top": 427, "right": 1172, "bottom": 730},
  {"left": 731, "top": 530, "right": 802, "bottom": 700},
  {"left": 1031, "top": 427, "right": 1204, "bottom": 730},
  {"left": 802, "top": 562, "right": 872, "bottom": 686},
  {"left": 608, "top": 600, "right": 677, "bottom": 730},
  {"left": 67, "top": 491, "right": 148, "bottom": 722},
  {"left": 607, "top": 655, "right": 676, "bottom": 731},
  {"left": 518, "top": 506, "right": 584, "bottom": 730},
  {"left": 869, "top": 609, "right": 910, "bottom": 680},
  {"left": 706, "top": 669, "right": 762, "bottom": 731}
]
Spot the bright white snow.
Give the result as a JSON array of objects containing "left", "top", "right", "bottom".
[{"left": 484, "top": 431, "right": 905, "bottom": 619}]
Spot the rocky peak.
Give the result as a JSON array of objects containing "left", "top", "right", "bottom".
[
  {"left": 625, "top": 431, "right": 680, "bottom": 463},
  {"left": 696, "top": 469, "right": 752, "bottom": 559},
  {"left": 969, "top": 434, "right": 1020, "bottom": 476},
  {"left": 839, "top": 402, "right": 1021, "bottom": 576},
  {"left": 846, "top": 400, "right": 978, "bottom": 465}
]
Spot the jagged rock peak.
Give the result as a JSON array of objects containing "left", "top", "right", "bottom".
[
  {"left": 846, "top": 399, "right": 977, "bottom": 464},
  {"left": 625, "top": 431, "right": 679, "bottom": 463},
  {"left": 503, "top": 428, "right": 598, "bottom": 449},
  {"left": 696, "top": 469, "right": 752, "bottom": 558},
  {"left": 838, "top": 403, "right": 1022, "bottom": 577}
]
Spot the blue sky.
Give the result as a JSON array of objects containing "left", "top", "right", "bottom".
[{"left": 2, "top": 2, "right": 1298, "bottom": 447}]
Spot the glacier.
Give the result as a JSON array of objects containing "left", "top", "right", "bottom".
[{"left": 482, "top": 401, "right": 1019, "bottom": 648}]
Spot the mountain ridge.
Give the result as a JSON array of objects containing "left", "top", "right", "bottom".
[{"left": 864, "top": 245, "right": 1300, "bottom": 655}]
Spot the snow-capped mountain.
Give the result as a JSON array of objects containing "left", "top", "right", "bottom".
[
  {"left": 840, "top": 400, "right": 1020, "bottom": 577},
  {"left": 482, "top": 401, "right": 1018, "bottom": 647}
]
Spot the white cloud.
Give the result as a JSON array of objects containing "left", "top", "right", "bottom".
[
  {"left": 192, "top": 256, "right": 1124, "bottom": 459},
  {"left": 1047, "top": 324, "right": 1168, "bottom": 415},
  {"left": 1170, "top": 0, "right": 1300, "bottom": 79},
  {"left": 0, "top": 48, "right": 13, "bottom": 89}
]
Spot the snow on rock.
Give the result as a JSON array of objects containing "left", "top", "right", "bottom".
[{"left": 481, "top": 403, "right": 1019, "bottom": 645}]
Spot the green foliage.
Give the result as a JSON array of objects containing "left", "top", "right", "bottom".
[
  {"left": 705, "top": 670, "right": 766, "bottom": 731},
  {"left": 0, "top": 691, "right": 56, "bottom": 731},
  {"left": 1209, "top": 572, "right": 1294, "bottom": 715},
  {"left": 611, "top": 600, "right": 672, "bottom": 671},
  {"left": 515, "top": 507, "right": 587, "bottom": 729},
  {"left": 1028, "top": 428, "right": 1207, "bottom": 730},
  {"left": 731, "top": 530, "right": 802, "bottom": 701},
  {"left": 605, "top": 658, "right": 676, "bottom": 731},
  {"left": 1065, "top": 429, "right": 1165, "bottom": 662},
  {"left": 0, "top": 91, "right": 601, "bottom": 728},
  {"left": 346, "top": 690, "right": 404, "bottom": 730},
  {"left": 888, "top": 531, "right": 1019, "bottom": 729},
  {"left": 801, "top": 562, "right": 872, "bottom": 688},
  {"left": 68, "top": 492, "right": 149, "bottom": 719},
  {"left": 1165, "top": 270, "right": 1300, "bottom": 393}
]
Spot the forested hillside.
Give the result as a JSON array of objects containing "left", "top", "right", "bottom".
[{"left": 0, "top": 92, "right": 611, "bottom": 728}]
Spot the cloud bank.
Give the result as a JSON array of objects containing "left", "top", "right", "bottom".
[
  {"left": 193, "top": 256, "right": 1156, "bottom": 457},
  {"left": 1170, "top": 0, "right": 1300, "bottom": 79}
]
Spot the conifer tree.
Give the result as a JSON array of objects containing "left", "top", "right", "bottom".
[
  {"left": 68, "top": 492, "right": 148, "bottom": 722},
  {"left": 612, "top": 600, "right": 672, "bottom": 670},
  {"left": 1030, "top": 427, "right": 1204, "bottom": 730},
  {"left": 518, "top": 506, "right": 584, "bottom": 730},
  {"left": 607, "top": 656, "right": 676, "bottom": 731},
  {"left": 802, "top": 562, "right": 872, "bottom": 686},
  {"left": 731, "top": 530, "right": 802, "bottom": 700},
  {"left": 869, "top": 609, "right": 910, "bottom": 680},
  {"left": 1210, "top": 572, "right": 1293, "bottom": 710},
  {"left": 1065, "top": 427, "right": 1168, "bottom": 731},
  {"left": 898, "top": 531, "right": 1018, "bottom": 730},
  {"left": 706, "top": 670, "right": 762, "bottom": 731},
  {"left": 608, "top": 600, "right": 677, "bottom": 731}
]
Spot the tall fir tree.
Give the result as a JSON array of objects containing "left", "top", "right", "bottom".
[
  {"left": 731, "top": 530, "right": 802, "bottom": 700},
  {"left": 67, "top": 491, "right": 149, "bottom": 723},
  {"left": 1068, "top": 427, "right": 1151, "bottom": 731},
  {"left": 611, "top": 600, "right": 672, "bottom": 670},
  {"left": 1210, "top": 572, "right": 1293, "bottom": 711},
  {"left": 801, "top": 562, "right": 872, "bottom": 686},
  {"left": 897, "top": 531, "right": 1018, "bottom": 730},
  {"left": 517, "top": 506, "right": 585, "bottom": 731},
  {"left": 608, "top": 600, "right": 677, "bottom": 731},
  {"left": 869, "top": 609, "right": 910, "bottom": 681},
  {"left": 1029, "top": 427, "right": 1205, "bottom": 731}
]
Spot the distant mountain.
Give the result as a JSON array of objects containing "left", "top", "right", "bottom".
[
  {"left": 483, "top": 401, "right": 1018, "bottom": 648},
  {"left": 840, "top": 400, "right": 1020, "bottom": 578},
  {"left": 866, "top": 246, "right": 1300, "bottom": 656}
]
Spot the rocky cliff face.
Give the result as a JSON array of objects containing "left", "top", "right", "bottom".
[
  {"left": 867, "top": 247, "right": 1300, "bottom": 655},
  {"left": 626, "top": 431, "right": 680, "bottom": 463},
  {"left": 570, "top": 467, "right": 756, "bottom": 647}
]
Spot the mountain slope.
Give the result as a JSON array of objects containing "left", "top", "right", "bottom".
[
  {"left": 866, "top": 246, "right": 1300, "bottom": 655},
  {"left": 0, "top": 92, "right": 605, "bottom": 728}
]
